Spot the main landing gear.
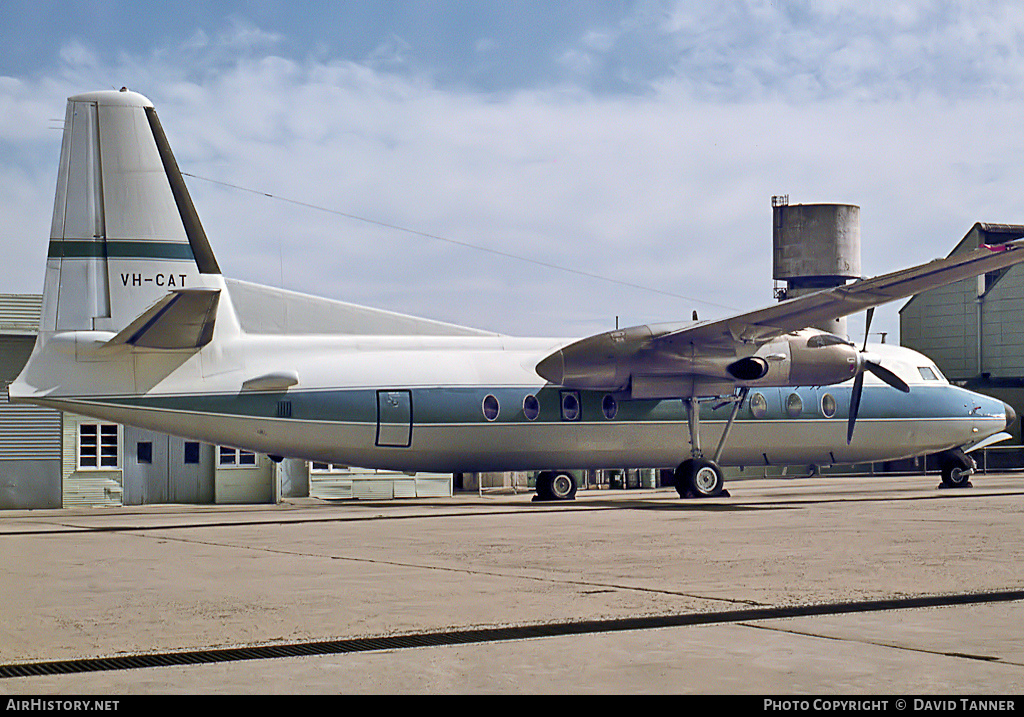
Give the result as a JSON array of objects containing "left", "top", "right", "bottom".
[
  {"left": 673, "top": 458, "right": 725, "bottom": 498},
  {"left": 534, "top": 390, "right": 746, "bottom": 501},
  {"left": 534, "top": 470, "right": 578, "bottom": 501},
  {"left": 673, "top": 390, "right": 747, "bottom": 499}
]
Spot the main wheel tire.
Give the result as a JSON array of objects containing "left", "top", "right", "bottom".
[
  {"left": 674, "top": 459, "right": 725, "bottom": 498},
  {"left": 535, "top": 471, "right": 554, "bottom": 500},
  {"left": 550, "top": 471, "right": 577, "bottom": 500}
]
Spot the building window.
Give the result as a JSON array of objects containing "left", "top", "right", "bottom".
[
  {"left": 136, "top": 441, "right": 153, "bottom": 464},
  {"left": 183, "top": 442, "right": 201, "bottom": 464},
  {"left": 218, "top": 446, "right": 257, "bottom": 467},
  {"left": 79, "top": 424, "right": 118, "bottom": 469},
  {"left": 311, "top": 462, "right": 348, "bottom": 473}
]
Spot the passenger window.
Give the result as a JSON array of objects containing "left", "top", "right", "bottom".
[
  {"left": 482, "top": 395, "right": 500, "bottom": 421},
  {"left": 821, "top": 393, "right": 837, "bottom": 418},
  {"left": 601, "top": 394, "right": 618, "bottom": 420},
  {"left": 560, "top": 391, "right": 581, "bottom": 421},
  {"left": 523, "top": 394, "right": 540, "bottom": 421},
  {"left": 749, "top": 392, "right": 767, "bottom": 419},
  {"left": 786, "top": 393, "right": 803, "bottom": 418}
]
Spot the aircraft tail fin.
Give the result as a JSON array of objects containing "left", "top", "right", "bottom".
[{"left": 43, "top": 89, "right": 223, "bottom": 336}]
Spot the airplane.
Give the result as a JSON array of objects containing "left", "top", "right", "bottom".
[{"left": 9, "top": 89, "right": 1023, "bottom": 502}]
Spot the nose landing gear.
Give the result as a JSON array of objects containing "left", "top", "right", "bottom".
[{"left": 938, "top": 448, "right": 975, "bottom": 488}]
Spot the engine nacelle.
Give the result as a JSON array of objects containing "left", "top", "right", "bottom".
[
  {"left": 778, "top": 330, "right": 859, "bottom": 386},
  {"left": 726, "top": 356, "right": 770, "bottom": 381}
]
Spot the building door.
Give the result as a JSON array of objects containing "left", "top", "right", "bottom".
[
  {"left": 124, "top": 427, "right": 168, "bottom": 504},
  {"left": 170, "top": 437, "right": 214, "bottom": 503},
  {"left": 376, "top": 390, "right": 412, "bottom": 447},
  {"left": 123, "top": 427, "right": 214, "bottom": 504}
]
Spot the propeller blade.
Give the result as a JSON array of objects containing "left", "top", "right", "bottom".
[
  {"left": 847, "top": 371, "right": 865, "bottom": 445},
  {"left": 864, "top": 360, "right": 911, "bottom": 393},
  {"left": 862, "top": 307, "right": 875, "bottom": 352}
]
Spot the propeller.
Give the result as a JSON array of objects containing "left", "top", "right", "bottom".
[{"left": 847, "top": 308, "right": 911, "bottom": 444}]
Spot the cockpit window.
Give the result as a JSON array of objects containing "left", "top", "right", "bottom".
[{"left": 918, "top": 366, "right": 939, "bottom": 381}]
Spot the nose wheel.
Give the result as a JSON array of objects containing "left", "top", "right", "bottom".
[{"left": 938, "top": 448, "right": 975, "bottom": 488}]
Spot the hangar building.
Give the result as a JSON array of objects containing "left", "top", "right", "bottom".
[{"left": 900, "top": 222, "right": 1024, "bottom": 446}]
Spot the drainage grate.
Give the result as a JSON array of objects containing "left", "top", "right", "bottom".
[{"left": 3, "top": 589, "right": 1023, "bottom": 678}]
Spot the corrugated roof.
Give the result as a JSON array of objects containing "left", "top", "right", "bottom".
[
  {"left": 0, "top": 294, "right": 42, "bottom": 335},
  {"left": 977, "top": 223, "right": 1024, "bottom": 236}
]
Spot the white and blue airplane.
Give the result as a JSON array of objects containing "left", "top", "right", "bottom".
[{"left": 9, "top": 89, "right": 1022, "bottom": 500}]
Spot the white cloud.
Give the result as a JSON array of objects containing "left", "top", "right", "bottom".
[
  {"left": 3, "top": 7, "right": 1024, "bottom": 343},
  {"left": 651, "top": 0, "right": 1024, "bottom": 102}
]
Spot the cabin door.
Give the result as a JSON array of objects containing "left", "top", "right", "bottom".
[{"left": 376, "top": 390, "right": 413, "bottom": 448}]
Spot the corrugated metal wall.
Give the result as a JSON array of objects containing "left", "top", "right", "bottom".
[
  {"left": 979, "top": 264, "right": 1024, "bottom": 379},
  {"left": 0, "top": 294, "right": 42, "bottom": 335},
  {"left": 0, "top": 391, "right": 61, "bottom": 460}
]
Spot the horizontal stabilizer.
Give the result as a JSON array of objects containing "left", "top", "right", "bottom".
[{"left": 107, "top": 289, "right": 220, "bottom": 349}]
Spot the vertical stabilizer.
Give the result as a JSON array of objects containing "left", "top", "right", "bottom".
[{"left": 44, "top": 89, "right": 222, "bottom": 335}]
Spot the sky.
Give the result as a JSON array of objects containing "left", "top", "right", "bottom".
[{"left": 2, "top": 0, "right": 1024, "bottom": 342}]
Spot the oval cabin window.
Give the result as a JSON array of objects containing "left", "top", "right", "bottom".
[
  {"left": 602, "top": 394, "right": 618, "bottom": 420},
  {"left": 523, "top": 394, "right": 540, "bottom": 421},
  {"left": 561, "top": 392, "right": 581, "bottom": 421},
  {"left": 749, "top": 392, "right": 768, "bottom": 419},
  {"left": 482, "top": 395, "right": 500, "bottom": 421},
  {"left": 821, "top": 393, "right": 837, "bottom": 418},
  {"left": 786, "top": 393, "right": 803, "bottom": 418}
]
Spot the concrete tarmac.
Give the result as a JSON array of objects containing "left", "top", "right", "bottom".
[{"left": 1, "top": 473, "right": 1023, "bottom": 694}]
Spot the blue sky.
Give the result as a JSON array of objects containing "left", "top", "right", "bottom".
[{"left": 3, "top": 1, "right": 1024, "bottom": 340}]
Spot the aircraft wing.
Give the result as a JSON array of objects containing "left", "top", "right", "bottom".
[{"left": 537, "top": 238, "right": 1024, "bottom": 393}]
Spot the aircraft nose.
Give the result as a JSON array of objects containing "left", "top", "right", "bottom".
[{"left": 1005, "top": 402, "right": 1017, "bottom": 431}]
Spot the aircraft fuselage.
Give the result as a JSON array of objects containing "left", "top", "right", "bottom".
[{"left": 25, "top": 333, "right": 1009, "bottom": 474}]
